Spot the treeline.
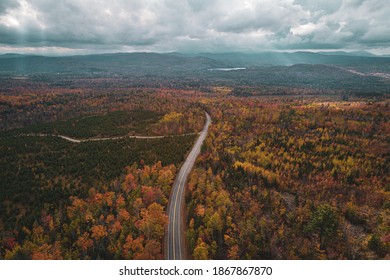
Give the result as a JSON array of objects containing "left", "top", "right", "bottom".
[
  {"left": 186, "top": 98, "right": 389, "bottom": 259},
  {"left": 2, "top": 162, "right": 174, "bottom": 259}
]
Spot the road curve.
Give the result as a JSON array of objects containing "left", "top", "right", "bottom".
[{"left": 166, "top": 111, "right": 211, "bottom": 260}]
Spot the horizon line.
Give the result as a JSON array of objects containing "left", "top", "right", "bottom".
[{"left": 0, "top": 49, "right": 384, "bottom": 58}]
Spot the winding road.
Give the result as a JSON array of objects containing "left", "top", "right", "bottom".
[{"left": 166, "top": 112, "right": 211, "bottom": 260}]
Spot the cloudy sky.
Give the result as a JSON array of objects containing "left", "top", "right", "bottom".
[{"left": 0, "top": 0, "right": 389, "bottom": 55}]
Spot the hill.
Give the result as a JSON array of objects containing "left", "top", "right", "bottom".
[{"left": 0, "top": 51, "right": 389, "bottom": 95}]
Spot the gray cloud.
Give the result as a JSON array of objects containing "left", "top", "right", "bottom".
[
  {"left": 294, "top": 0, "right": 343, "bottom": 14},
  {"left": 0, "top": 0, "right": 20, "bottom": 14},
  {"left": 0, "top": 0, "right": 389, "bottom": 54}
]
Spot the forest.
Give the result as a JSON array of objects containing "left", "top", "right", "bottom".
[
  {"left": 0, "top": 83, "right": 204, "bottom": 259},
  {"left": 3, "top": 162, "right": 175, "bottom": 259},
  {"left": 186, "top": 98, "right": 389, "bottom": 259},
  {"left": 0, "top": 75, "right": 388, "bottom": 260},
  {"left": 8, "top": 109, "right": 163, "bottom": 138}
]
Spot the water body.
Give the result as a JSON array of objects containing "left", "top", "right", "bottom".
[{"left": 209, "top": 67, "right": 246, "bottom": 71}]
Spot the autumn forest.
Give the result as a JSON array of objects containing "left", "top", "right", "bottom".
[{"left": 0, "top": 54, "right": 389, "bottom": 260}]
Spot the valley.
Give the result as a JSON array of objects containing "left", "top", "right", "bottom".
[{"left": 0, "top": 52, "right": 388, "bottom": 260}]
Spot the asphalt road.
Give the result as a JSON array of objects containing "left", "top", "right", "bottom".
[{"left": 166, "top": 111, "right": 211, "bottom": 260}]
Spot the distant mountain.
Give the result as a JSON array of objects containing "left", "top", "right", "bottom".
[
  {"left": 0, "top": 53, "right": 33, "bottom": 59},
  {"left": 0, "top": 52, "right": 223, "bottom": 75},
  {"left": 318, "top": 50, "right": 376, "bottom": 57},
  {"left": 1, "top": 51, "right": 389, "bottom": 75},
  {"left": 0, "top": 51, "right": 388, "bottom": 95},
  {"left": 349, "top": 50, "right": 376, "bottom": 57},
  {"left": 198, "top": 51, "right": 388, "bottom": 67}
]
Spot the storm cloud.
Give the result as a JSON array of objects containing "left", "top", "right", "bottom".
[{"left": 0, "top": 0, "right": 389, "bottom": 54}]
